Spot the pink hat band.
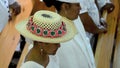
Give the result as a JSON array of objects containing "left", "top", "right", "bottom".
[{"left": 27, "top": 17, "right": 67, "bottom": 38}]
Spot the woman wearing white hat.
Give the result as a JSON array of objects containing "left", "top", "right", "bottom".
[
  {"left": 16, "top": 10, "right": 77, "bottom": 68},
  {"left": 43, "top": 0, "right": 96, "bottom": 68},
  {"left": 0, "top": 0, "right": 21, "bottom": 34}
]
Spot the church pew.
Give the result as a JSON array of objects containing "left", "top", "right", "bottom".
[
  {"left": 113, "top": 14, "right": 120, "bottom": 68},
  {"left": 95, "top": 0, "right": 119, "bottom": 68},
  {"left": 0, "top": 0, "right": 33, "bottom": 67},
  {"left": 113, "top": 0, "right": 120, "bottom": 67}
]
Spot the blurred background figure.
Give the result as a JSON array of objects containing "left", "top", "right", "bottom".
[
  {"left": 79, "top": 0, "right": 115, "bottom": 53},
  {"left": 0, "top": 0, "right": 21, "bottom": 34},
  {"left": 43, "top": 0, "right": 96, "bottom": 68},
  {"left": 79, "top": 0, "right": 108, "bottom": 50},
  {"left": 95, "top": 0, "right": 115, "bottom": 14},
  {"left": 0, "top": 0, "right": 21, "bottom": 67}
]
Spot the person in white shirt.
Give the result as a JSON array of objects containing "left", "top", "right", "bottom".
[
  {"left": 79, "top": 0, "right": 107, "bottom": 48},
  {"left": 0, "top": 0, "right": 21, "bottom": 34},
  {"left": 43, "top": 0, "right": 96, "bottom": 68},
  {"left": 79, "top": 0, "right": 114, "bottom": 48}
]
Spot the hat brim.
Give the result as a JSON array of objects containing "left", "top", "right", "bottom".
[{"left": 15, "top": 17, "right": 77, "bottom": 43}]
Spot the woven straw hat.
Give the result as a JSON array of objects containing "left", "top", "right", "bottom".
[{"left": 15, "top": 10, "right": 77, "bottom": 43}]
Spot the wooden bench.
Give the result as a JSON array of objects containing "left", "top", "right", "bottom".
[
  {"left": 113, "top": 0, "right": 120, "bottom": 68},
  {"left": 17, "top": 43, "right": 29, "bottom": 68},
  {"left": 95, "top": 0, "right": 119, "bottom": 68},
  {"left": 0, "top": 0, "right": 33, "bottom": 67},
  {"left": 113, "top": 13, "right": 120, "bottom": 68}
]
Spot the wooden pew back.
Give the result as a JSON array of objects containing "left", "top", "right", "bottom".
[
  {"left": 0, "top": 0, "right": 33, "bottom": 67},
  {"left": 95, "top": 0, "right": 119, "bottom": 68}
]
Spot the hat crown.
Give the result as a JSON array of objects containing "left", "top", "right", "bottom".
[
  {"left": 33, "top": 11, "right": 62, "bottom": 30},
  {"left": 26, "top": 10, "right": 67, "bottom": 38}
]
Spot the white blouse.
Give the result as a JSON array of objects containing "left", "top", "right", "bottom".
[
  {"left": 21, "top": 44, "right": 60, "bottom": 68},
  {"left": 21, "top": 55, "right": 60, "bottom": 68},
  {"left": 56, "top": 17, "right": 96, "bottom": 68}
]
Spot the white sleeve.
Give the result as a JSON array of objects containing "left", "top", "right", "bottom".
[
  {"left": 96, "top": 0, "right": 111, "bottom": 9},
  {"left": 8, "top": 0, "right": 16, "bottom": 5},
  {"left": 79, "top": 0, "right": 88, "bottom": 14}
]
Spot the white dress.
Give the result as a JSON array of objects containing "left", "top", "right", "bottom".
[
  {"left": 21, "top": 44, "right": 60, "bottom": 68},
  {"left": 21, "top": 56, "right": 60, "bottom": 68},
  {"left": 0, "top": 0, "right": 15, "bottom": 32},
  {"left": 21, "top": 61, "right": 44, "bottom": 68},
  {"left": 56, "top": 17, "right": 96, "bottom": 68}
]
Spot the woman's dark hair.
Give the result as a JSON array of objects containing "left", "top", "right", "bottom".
[{"left": 43, "top": 0, "right": 64, "bottom": 12}]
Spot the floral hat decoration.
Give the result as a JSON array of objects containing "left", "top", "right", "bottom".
[{"left": 15, "top": 10, "right": 77, "bottom": 43}]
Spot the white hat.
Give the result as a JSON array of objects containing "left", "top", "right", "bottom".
[
  {"left": 15, "top": 10, "right": 77, "bottom": 43},
  {"left": 58, "top": 0, "right": 80, "bottom": 3}
]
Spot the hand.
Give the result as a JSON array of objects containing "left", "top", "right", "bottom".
[
  {"left": 99, "top": 25, "right": 107, "bottom": 33},
  {"left": 100, "top": 3, "right": 115, "bottom": 14},
  {"left": 9, "top": 2, "right": 21, "bottom": 15},
  {"left": 98, "top": 23, "right": 107, "bottom": 33},
  {"left": 100, "top": 18, "right": 107, "bottom": 28}
]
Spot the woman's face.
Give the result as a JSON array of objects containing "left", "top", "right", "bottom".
[
  {"left": 36, "top": 42, "right": 60, "bottom": 55},
  {"left": 65, "top": 3, "right": 81, "bottom": 20}
]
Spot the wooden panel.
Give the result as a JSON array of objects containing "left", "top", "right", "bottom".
[
  {"left": 113, "top": 0, "right": 120, "bottom": 67},
  {"left": 17, "top": 43, "right": 29, "bottom": 68},
  {"left": 113, "top": 15, "right": 120, "bottom": 68},
  {"left": 95, "top": 0, "right": 119, "bottom": 68},
  {"left": 0, "top": 0, "right": 33, "bottom": 68}
]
